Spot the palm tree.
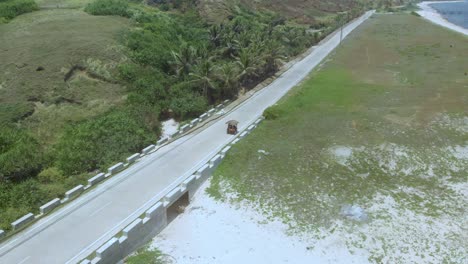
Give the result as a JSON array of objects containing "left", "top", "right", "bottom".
[
  {"left": 235, "top": 48, "right": 259, "bottom": 84},
  {"left": 236, "top": 31, "right": 253, "bottom": 49},
  {"left": 216, "top": 63, "right": 240, "bottom": 98},
  {"left": 189, "top": 59, "right": 217, "bottom": 100},
  {"left": 195, "top": 44, "right": 216, "bottom": 63},
  {"left": 220, "top": 32, "right": 240, "bottom": 58},
  {"left": 209, "top": 24, "right": 223, "bottom": 48},
  {"left": 261, "top": 41, "right": 286, "bottom": 74},
  {"left": 283, "top": 26, "right": 303, "bottom": 49},
  {"left": 170, "top": 43, "right": 197, "bottom": 79}
]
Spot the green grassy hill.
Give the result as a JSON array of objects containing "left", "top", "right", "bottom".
[
  {"left": 0, "top": 9, "right": 128, "bottom": 144},
  {"left": 0, "top": 0, "right": 139, "bottom": 231}
]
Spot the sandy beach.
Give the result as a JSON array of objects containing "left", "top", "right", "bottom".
[
  {"left": 417, "top": 1, "right": 468, "bottom": 35},
  {"left": 151, "top": 180, "right": 371, "bottom": 264}
]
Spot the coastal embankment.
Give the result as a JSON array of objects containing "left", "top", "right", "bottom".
[{"left": 417, "top": 1, "right": 468, "bottom": 35}]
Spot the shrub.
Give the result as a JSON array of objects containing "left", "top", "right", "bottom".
[
  {"left": 263, "top": 105, "right": 283, "bottom": 120},
  {"left": 0, "top": 0, "right": 38, "bottom": 21},
  {"left": 168, "top": 82, "right": 208, "bottom": 119},
  {"left": 39, "top": 182, "right": 67, "bottom": 199},
  {"left": 55, "top": 110, "right": 155, "bottom": 175},
  {"left": 125, "top": 21, "right": 183, "bottom": 71},
  {"left": 0, "top": 127, "right": 43, "bottom": 182},
  {"left": 126, "top": 93, "right": 162, "bottom": 133},
  {"left": 0, "top": 102, "right": 35, "bottom": 125},
  {"left": 119, "top": 63, "right": 140, "bottom": 82},
  {"left": 159, "top": 3, "right": 169, "bottom": 11},
  {"left": 37, "top": 167, "right": 65, "bottom": 183},
  {"left": 0, "top": 178, "right": 45, "bottom": 230},
  {"left": 169, "top": 93, "right": 207, "bottom": 119},
  {"left": 126, "top": 245, "right": 165, "bottom": 264},
  {"left": 0, "top": 177, "right": 70, "bottom": 230},
  {"left": 5, "top": 178, "right": 45, "bottom": 207},
  {"left": 0, "top": 205, "right": 30, "bottom": 231},
  {"left": 85, "top": 0, "right": 131, "bottom": 17}
]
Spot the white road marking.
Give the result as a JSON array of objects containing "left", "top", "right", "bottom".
[
  {"left": 16, "top": 256, "right": 30, "bottom": 264},
  {"left": 89, "top": 202, "right": 112, "bottom": 217},
  {"left": 366, "top": 47, "right": 370, "bottom": 65}
]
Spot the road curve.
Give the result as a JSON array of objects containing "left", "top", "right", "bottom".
[{"left": 0, "top": 10, "right": 374, "bottom": 264}]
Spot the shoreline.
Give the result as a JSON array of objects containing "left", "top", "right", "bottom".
[{"left": 417, "top": 1, "right": 468, "bottom": 36}]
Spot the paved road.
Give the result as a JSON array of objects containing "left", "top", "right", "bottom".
[{"left": 0, "top": 11, "right": 374, "bottom": 264}]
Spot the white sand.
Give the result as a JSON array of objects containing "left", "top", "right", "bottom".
[
  {"left": 417, "top": 1, "right": 468, "bottom": 36},
  {"left": 150, "top": 174, "right": 467, "bottom": 263},
  {"left": 160, "top": 119, "right": 179, "bottom": 138},
  {"left": 151, "top": 180, "right": 370, "bottom": 264}
]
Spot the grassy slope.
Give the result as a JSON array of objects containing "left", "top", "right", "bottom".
[
  {"left": 0, "top": 3, "right": 131, "bottom": 230},
  {"left": 0, "top": 9, "right": 128, "bottom": 145},
  {"left": 208, "top": 14, "right": 467, "bottom": 263}
]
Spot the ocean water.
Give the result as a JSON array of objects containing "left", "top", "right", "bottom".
[{"left": 429, "top": 1, "right": 468, "bottom": 29}]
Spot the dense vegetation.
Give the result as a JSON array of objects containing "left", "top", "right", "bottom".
[
  {"left": 0, "top": 0, "right": 37, "bottom": 22},
  {"left": 55, "top": 110, "right": 155, "bottom": 175},
  {"left": 84, "top": 0, "right": 131, "bottom": 17},
  {"left": 0, "top": 0, "right": 366, "bottom": 232},
  {"left": 96, "top": 1, "right": 363, "bottom": 120},
  {"left": 0, "top": 127, "right": 43, "bottom": 182}
]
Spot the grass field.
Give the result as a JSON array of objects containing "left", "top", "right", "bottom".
[{"left": 208, "top": 14, "right": 467, "bottom": 263}]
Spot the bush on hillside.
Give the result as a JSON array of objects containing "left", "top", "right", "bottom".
[
  {"left": 0, "top": 102, "right": 35, "bottom": 125},
  {"left": 55, "top": 110, "right": 155, "bottom": 175},
  {"left": 168, "top": 81, "right": 208, "bottom": 119},
  {"left": 263, "top": 106, "right": 283, "bottom": 120},
  {"left": 126, "top": 93, "right": 163, "bottom": 134},
  {"left": 37, "top": 167, "right": 65, "bottom": 183},
  {"left": 119, "top": 63, "right": 140, "bottom": 82},
  {"left": 124, "top": 16, "right": 188, "bottom": 71},
  {"left": 0, "top": 177, "right": 69, "bottom": 230},
  {"left": 0, "top": 127, "right": 43, "bottom": 182},
  {"left": 0, "top": 0, "right": 37, "bottom": 22},
  {"left": 85, "top": 0, "right": 131, "bottom": 17}
]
